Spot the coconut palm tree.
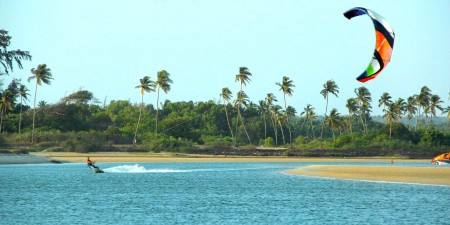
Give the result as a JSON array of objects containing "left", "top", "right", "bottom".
[
  {"left": 405, "top": 96, "right": 417, "bottom": 128},
  {"left": 233, "top": 90, "right": 251, "bottom": 145},
  {"left": 301, "top": 104, "right": 316, "bottom": 139},
  {"left": 383, "top": 101, "right": 402, "bottom": 138},
  {"left": 28, "top": 64, "right": 53, "bottom": 144},
  {"left": 345, "top": 98, "right": 358, "bottom": 136},
  {"left": 427, "top": 94, "right": 443, "bottom": 118},
  {"left": 276, "top": 110, "right": 286, "bottom": 145},
  {"left": 325, "top": 108, "right": 341, "bottom": 141},
  {"left": 133, "top": 76, "right": 155, "bottom": 145},
  {"left": 0, "top": 29, "right": 32, "bottom": 75},
  {"left": 319, "top": 80, "right": 339, "bottom": 145},
  {"left": 258, "top": 100, "right": 268, "bottom": 141},
  {"left": 416, "top": 86, "right": 431, "bottom": 128},
  {"left": 265, "top": 93, "right": 278, "bottom": 145},
  {"left": 154, "top": 70, "right": 172, "bottom": 144},
  {"left": 235, "top": 67, "right": 252, "bottom": 91},
  {"left": 378, "top": 92, "right": 393, "bottom": 112},
  {"left": 354, "top": 86, "right": 371, "bottom": 134},
  {"left": 0, "top": 90, "right": 14, "bottom": 133},
  {"left": 18, "top": 84, "right": 30, "bottom": 134},
  {"left": 442, "top": 106, "right": 450, "bottom": 128},
  {"left": 220, "top": 87, "right": 234, "bottom": 141},
  {"left": 276, "top": 76, "right": 295, "bottom": 147}
]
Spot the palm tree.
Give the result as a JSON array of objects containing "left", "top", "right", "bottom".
[
  {"left": 0, "top": 29, "right": 32, "bottom": 75},
  {"left": 258, "top": 100, "right": 268, "bottom": 141},
  {"left": 428, "top": 94, "right": 443, "bottom": 117},
  {"left": 234, "top": 67, "right": 252, "bottom": 145},
  {"left": 378, "top": 92, "right": 393, "bottom": 112},
  {"left": 276, "top": 76, "right": 295, "bottom": 147},
  {"left": 235, "top": 67, "right": 252, "bottom": 91},
  {"left": 0, "top": 90, "right": 14, "bottom": 133},
  {"left": 319, "top": 80, "right": 339, "bottom": 145},
  {"left": 325, "top": 108, "right": 341, "bottom": 141},
  {"left": 301, "top": 104, "right": 316, "bottom": 139},
  {"left": 276, "top": 110, "right": 286, "bottom": 145},
  {"left": 154, "top": 70, "right": 172, "bottom": 144},
  {"left": 405, "top": 96, "right": 417, "bottom": 128},
  {"left": 383, "top": 101, "right": 402, "bottom": 138},
  {"left": 442, "top": 106, "right": 450, "bottom": 128},
  {"left": 354, "top": 86, "right": 371, "bottom": 134},
  {"left": 265, "top": 93, "right": 278, "bottom": 145},
  {"left": 220, "top": 87, "right": 234, "bottom": 141},
  {"left": 28, "top": 64, "right": 53, "bottom": 144},
  {"left": 233, "top": 90, "right": 251, "bottom": 145},
  {"left": 416, "top": 86, "right": 431, "bottom": 128},
  {"left": 133, "top": 76, "right": 155, "bottom": 145},
  {"left": 345, "top": 98, "right": 358, "bottom": 136},
  {"left": 18, "top": 84, "right": 30, "bottom": 134}
]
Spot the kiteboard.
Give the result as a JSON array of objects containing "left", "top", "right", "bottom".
[{"left": 93, "top": 167, "right": 104, "bottom": 173}]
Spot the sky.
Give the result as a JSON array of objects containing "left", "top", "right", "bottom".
[{"left": 1, "top": 0, "right": 449, "bottom": 116}]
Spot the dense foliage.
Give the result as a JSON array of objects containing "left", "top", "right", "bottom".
[{"left": 1, "top": 28, "right": 449, "bottom": 157}]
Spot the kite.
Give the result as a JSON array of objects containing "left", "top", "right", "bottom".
[{"left": 344, "top": 7, "right": 395, "bottom": 83}]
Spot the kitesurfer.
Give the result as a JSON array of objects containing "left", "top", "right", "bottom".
[{"left": 86, "top": 157, "right": 99, "bottom": 169}]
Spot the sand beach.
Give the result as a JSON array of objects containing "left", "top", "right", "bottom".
[{"left": 286, "top": 165, "right": 450, "bottom": 186}]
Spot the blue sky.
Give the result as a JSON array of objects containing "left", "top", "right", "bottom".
[{"left": 1, "top": 0, "right": 449, "bottom": 116}]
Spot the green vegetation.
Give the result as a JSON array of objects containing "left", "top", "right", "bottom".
[{"left": 1, "top": 28, "right": 449, "bottom": 157}]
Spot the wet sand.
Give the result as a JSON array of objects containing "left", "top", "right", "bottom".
[{"left": 286, "top": 165, "right": 450, "bottom": 186}]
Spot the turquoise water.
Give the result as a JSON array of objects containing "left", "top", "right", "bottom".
[{"left": 1, "top": 162, "right": 449, "bottom": 224}]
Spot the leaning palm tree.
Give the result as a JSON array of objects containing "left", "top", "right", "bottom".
[
  {"left": 378, "top": 92, "right": 393, "bottom": 112},
  {"left": 18, "top": 84, "right": 30, "bottom": 134},
  {"left": 133, "top": 76, "right": 155, "bottom": 146},
  {"left": 354, "top": 86, "right": 371, "bottom": 134},
  {"left": 154, "top": 70, "right": 172, "bottom": 144},
  {"left": 220, "top": 87, "right": 234, "bottom": 141},
  {"left": 276, "top": 110, "right": 286, "bottom": 145},
  {"left": 233, "top": 90, "right": 251, "bottom": 145},
  {"left": 319, "top": 80, "right": 339, "bottom": 145},
  {"left": 28, "top": 64, "right": 53, "bottom": 144},
  {"left": 276, "top": 76, "right": 295, "bottom": 147}
]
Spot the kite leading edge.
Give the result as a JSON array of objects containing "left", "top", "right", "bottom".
[{"left": 344, "top": 7, "right": 395, "bottom": 83}]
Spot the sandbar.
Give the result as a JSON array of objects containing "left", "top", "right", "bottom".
[{"left": 286, "top": 165, "right": 450, "bottom": 186}]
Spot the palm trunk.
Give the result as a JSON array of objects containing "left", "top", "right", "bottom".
[
  {"left": 0, "top": 105, "right": 4, "bottom": 133},
  {"left": 283, "top": 94, "right": 292, "bottom": 147},
  {"left": 263, "top": 112, "right": 267, "bottom": 141},
  {"left": 270, "top": 113, "right": 277, "bottom": 146},
  {"left": 133, "top": 94, "right": 144, "bottom": 146},
  {"left": 155, "top": 87, "right": 160, "bottom": 145},
  {"left": 310, "top": 119, "right": 315, "bottom": 139},
  {"left": 223, "top": 101, "right": 234, "bottom": 141},
  {"left": 234, "top": 106, "right": 240, "bottom": 146},
  {"left": 31, "top": 82, "right": 38, "bottom": 144},
  {"left": 19, "top": 96, "right": 23, "bottom": 134},
  {"left": 240, "top": 114, "right": 252, "bottom": 145},
  {"left": 279, "top": 121, "right": 285, "bottom": 145},
  {"left": 320, "top": 96, "right": 328, "bottom": 141}
]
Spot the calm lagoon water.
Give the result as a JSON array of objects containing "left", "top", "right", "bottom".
[{"left": 1, "top": 162, "right": 449, "bottom": 225}]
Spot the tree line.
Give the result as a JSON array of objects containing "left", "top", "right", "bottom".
[{"left": 1, "top": 28, "right": 449, "bottom": 154}]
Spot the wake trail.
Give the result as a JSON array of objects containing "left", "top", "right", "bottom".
[{"left": 102, "top": 164, "right": 280, "bottom": 174}]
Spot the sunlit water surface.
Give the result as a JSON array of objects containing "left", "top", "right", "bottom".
[{"left": 1, "top": 162, "right": 449, "bottom": 224}]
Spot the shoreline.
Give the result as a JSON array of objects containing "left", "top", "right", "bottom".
[
  {"left": 286, "top": 165, "right": 450, "bottom": 186},
  {"left": 0, "top": 152, "right": 430, "bottom": 164}
]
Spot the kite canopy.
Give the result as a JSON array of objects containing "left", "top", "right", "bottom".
[{"left": 344, "top": 7, "right": 395, "bottom": 83}]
